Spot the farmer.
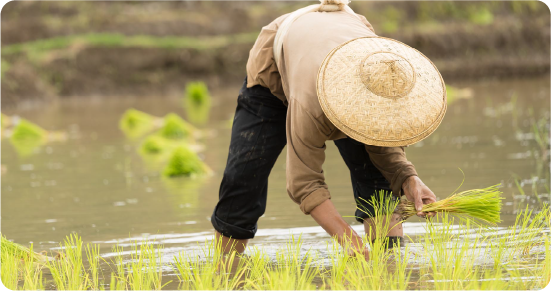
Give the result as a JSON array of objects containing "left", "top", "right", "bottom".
[{"left": 211, "top": 0, "right": 446, "bottom": 258}]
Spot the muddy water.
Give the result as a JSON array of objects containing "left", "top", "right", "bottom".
[{"left": 1, "top": 77, "right": 550, "bottom": 274}]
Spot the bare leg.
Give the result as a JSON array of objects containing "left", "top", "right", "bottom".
[
  {"left": 363, "top": 213, "right": 404, "bottom": 242},
  {"left": 311, "top": 199, "right": 369, "bottom": 260},
  {"left": 215, "top": 231, "right": 249, "bottom": 254}
]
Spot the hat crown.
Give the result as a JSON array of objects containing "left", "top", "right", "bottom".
[{"left": 359, "top": 52, "right": 416, "bottom": 99}]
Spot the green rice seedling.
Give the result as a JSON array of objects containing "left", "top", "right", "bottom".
[
  {"left": 254, "top": 235, "right": 321, "bottom": 290},
  {"left": 396, "top": 184, "right": 503, "bottom": 226},
  {"left": 241, "top": 246, "right": 271, "bottom": 290},
  {"left": 126, "top": 240, "right": 169, "bottom": 290},
  {"left": 1, "top": 238, "right": 23, "bottom": 289},
  {"left": 1, "top": 235, "right": 51, "bottom": 265},
  {"left": 163, "top": 146, "right": 210, "bottom": 177},
  {"left": 172, "top": 238, "right": 248, "bottom": 290},
  {"left": 85, "top": 242, "right": 103, "bottom": 290},
  {"left": 46, "top": 233, "right": 90, "bottom": 290},
  {"left": 22, "top": 243, "right": 44, "bottom": 290},
  {"left": 184, "top": 81, "right": 212, "bottom": 125},
  {"left": 420, "top": 216, "right": 484, "bottom": 290},
  {"left": 321, "top": 238, "right": 350, "bottom": 290},
  {"left": 465, "top": 268, "right": 508, "bottom": 290},
  {"left": 139, "top": 135, "right": 170, "bottom": 155},
  {"left": 538, "top": 233, "right": 550, "bottom": 289},
  {"left": 340, "top": 191, "right": 408, "bottom": 290},
  {"left": 109, "top": 245, "right": 128, "bottom": 290},
  {"left": 9, "top": 119, "right": 48, "bottom": 156},
  {"left": 158, "top": 113, "right": 196, "bottom": 140},
  {"left": 10, "top": 119, "right": 47, "bottom": 142},
  {"left": 119, "top": 109, "right": 161, "bottom": 139},
  {"left": 491, "top": 205, "right": 550, "bottom": 269}
]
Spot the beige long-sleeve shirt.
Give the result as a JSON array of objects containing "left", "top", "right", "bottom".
[{"left": 246, "top": 10, "right": 418, "bottom": 214}]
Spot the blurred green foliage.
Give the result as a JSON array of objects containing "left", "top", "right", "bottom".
[
  {"left": 9, "top": 119, "right": 48, "bottom": 157},
  {"left": 140, "top": 135, "right": 169, "bottom": 155},
  {"left": 163, "top": 146, "right": 209, "bottom": 177},
  {"left": 184, "top": 82, "right": 211, "bottom": 125},
  {"left": 119, "top": 108, "right": 158, "bottom": 139},
  {"left": 157, "top": 113, "right": 195, "bottom": 140}
]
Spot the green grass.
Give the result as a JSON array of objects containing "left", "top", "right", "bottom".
[
  {"left": 162, "top": 145, "right": 210, "bottom": 177},
  {"left": 184, "top": 82, "right": 212, "bottom": 125}
]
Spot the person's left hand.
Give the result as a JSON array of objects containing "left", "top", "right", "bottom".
[{"left": 402, "top": 176, "right": 437, "bottom": 218}]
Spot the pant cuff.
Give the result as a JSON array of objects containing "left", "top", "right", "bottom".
[{"left": 211, "top": 212, "right": 257, "bottom": 240}]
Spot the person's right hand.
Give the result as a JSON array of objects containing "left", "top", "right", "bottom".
[{"left": 402, "top": 176, "right": 437, "bottom": 218}]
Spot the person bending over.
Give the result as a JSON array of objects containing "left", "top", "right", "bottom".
[{"left": 211, "top": 0, "right": 446, "bottom": 258}]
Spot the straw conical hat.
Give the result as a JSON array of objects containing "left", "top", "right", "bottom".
[{"left": 317, "top": 37, "right": 447, "bottom": 147}]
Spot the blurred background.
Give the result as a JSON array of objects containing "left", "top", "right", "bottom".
[
  {"left": 1, "top": 1, "right": 550, "bottom": 259},
  {"left": 1, "top": 1, "right": 549, "bottom": 107}
]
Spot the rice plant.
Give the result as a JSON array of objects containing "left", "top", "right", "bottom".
[
  {"left": 139, "top": 135, "right": 170, "bottom": 155},
  {"left": 163, "top": 145, "right": 210, "bottom": 177},
  {"left": 119, "top": 108, "right": 161, "bottom": 139},
  {"left": 396, "top": 184, "right": 503, "bottom": 225},
  {"left": 1, "top": 235, "right": 51, "bottom": 265},
  {"left": 172, "top": 238, "right": 248, "bottom": 290},
  {"left": 84, "top": 242, "right": 103, "bottom": 290},
  {"left": 336, "top": 191, "right": 411, "bottom": 290},
  {"left": 9, "top": 118, "right": 48, "bottom": 156},
  {"left": 127, "top": 241, "right": 169, "bottom": 290},
  {"left": 184, "top": 81, "right": 211, "bottom": 125},
  {"left": 157, "top": 113, "right": 196, "bottom": 140},
  {"left": 46, "top": 233, "right": 90, "bottom": 290},
  {"left": 419, "top": 215, "right": 484, "bottom": 290}
]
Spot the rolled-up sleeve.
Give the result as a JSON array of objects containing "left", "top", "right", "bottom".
[
  {"left": 364, "top": 145, "right": 418, "bottom": 197},
  {"left": 286, "top": 99, "right": 333, "bottom": 214}
]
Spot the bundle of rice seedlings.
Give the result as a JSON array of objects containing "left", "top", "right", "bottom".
[
  {"left": 184, "top": 81, "right": 211, "bottom": 125},
  {"left": 395, "top": 184, "right": 503, "bottom": 225},
  {"left": 1, "top": 235, "right": 52, "bottom": 265},
  {"left": 8, "top": 119, "right": 50, "bottom": 156},
  {"left": 163, "top": 146, "right": 210, "bottom": 177},
  {"left": 158, "top": 113, "right": 196, "bottom": 140},
  {"left": 10, "top": 119, "right": 47, "bottom": 142},
  {"left": 119, "top": 109, "right": 160, "bottom": 138},
  {"left": 139, "top": 135, "right": 169, "bottom": 155}
]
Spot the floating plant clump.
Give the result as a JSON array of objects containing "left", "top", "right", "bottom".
[
  {"left": 158, "top": 113, "right": 196, "bottom": 140},
  {"left": 395, "top": 184, "right": 503, "bottom": 225},
  {"left": 139, "top": 135, "right": 169, "bottom": 154},
  {"left": 163, "top": 146, "right": 209, "bottom": 177},
  {"left": 184, "top": 81, "right": 211, "bottom": 125},
  {"left": 10, "top": 119, "right": 47, "bottom": 142},
  {"left": 119, "top": 108, "right": 159, "bottom": 138}
]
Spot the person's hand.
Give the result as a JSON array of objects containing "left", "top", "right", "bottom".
[{"left": 402, "top": 176, "right": 437, "bottom": 218}]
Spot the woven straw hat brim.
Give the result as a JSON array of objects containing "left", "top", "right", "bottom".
[{"left": 317, "top": 36, "right": 447, "bottom": 147}]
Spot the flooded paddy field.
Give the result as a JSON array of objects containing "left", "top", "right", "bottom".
[{"left": 2, "top": 76, "right": 550, "bottom": 289}]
